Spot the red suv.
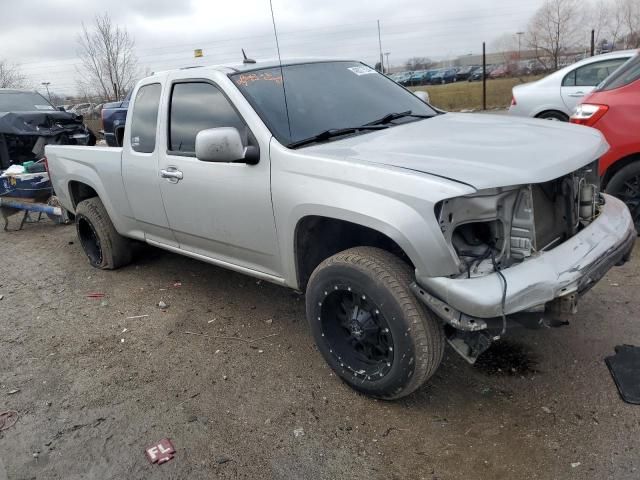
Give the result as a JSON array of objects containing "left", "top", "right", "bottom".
[{"left": 571, "top": 51, "right": 640, "bottom": 230}]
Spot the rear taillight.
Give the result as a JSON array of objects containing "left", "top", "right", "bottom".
[
  {"left": 511, "top": 95, "right": 517, "bottom": 106},
  {"left": 570, "top": 104, "right": 609, "bottom": 126}
]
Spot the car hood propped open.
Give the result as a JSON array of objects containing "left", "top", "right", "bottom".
[{"left": 0, "top": 111, "right": 88, "bottom": 137}]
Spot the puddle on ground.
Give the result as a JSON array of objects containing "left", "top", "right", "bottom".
[{"left": 474, "top": 340, "right": 538, "bottom": 376}]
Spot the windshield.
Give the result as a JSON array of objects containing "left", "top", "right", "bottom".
[
  {"left": 0, "top": 92, "right": 54, "bottom": 112},
  {"left": 597, "top": 53, "right": 640, "bottom": 91},
  {"left": 231, "top": 61, "right": 437, "bottom": 147}
]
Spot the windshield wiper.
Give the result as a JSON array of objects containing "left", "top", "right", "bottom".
[
  {"left": 288, "top": 125, "right": 388, "bottom": 149},
  {"left": 364, "top": 110, "right": 431, "bottom": 126}
]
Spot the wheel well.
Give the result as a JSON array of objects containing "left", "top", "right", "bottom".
[
  {"left": 294, "top": 216, "right": 412, "bottom": 290},
  {"left": 535, "top": 110, "right": 569, "bottom": 121},
  {"left": 68, "top": 181, "right": 98, "bottom": 209},
  {"left": 602, "top": 153, "right": 640, "bottom": 189}
]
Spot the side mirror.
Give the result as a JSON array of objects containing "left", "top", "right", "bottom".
[
  {"left": 195, "top": 127, "right": 258, "bottom": 164},
  {"left": 58, "top": 106, "right": 66, "bottom": 112},
  {"left": 414, "top": 90, "right": 430, "bottom": 103}
]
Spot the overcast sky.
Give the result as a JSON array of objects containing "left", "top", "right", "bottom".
[{"left": 1, "top": 0, "right": 548, "bottom": 96}]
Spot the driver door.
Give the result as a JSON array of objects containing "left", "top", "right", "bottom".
[{"left": 157, "top": 79, "right": 281, "bottom": 278}]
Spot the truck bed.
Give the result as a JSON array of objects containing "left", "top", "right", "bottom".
[{"left": 45, "top": 145, "right": 128, "bottom": 224}]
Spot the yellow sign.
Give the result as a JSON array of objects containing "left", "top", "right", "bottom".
[{"left": 194, "top": 49, "right": 203, "bottom": 58}]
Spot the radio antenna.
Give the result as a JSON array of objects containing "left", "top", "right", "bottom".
[
  {"left": 268, "top": 0, "right": 292, "bottom": 139},
  {"left": 242, "top": 49, "right": 256, "bottom": 64}
]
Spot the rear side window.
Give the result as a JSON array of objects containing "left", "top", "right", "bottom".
[
  {"left": 168, "top": 82, "right": 247, "bottom": 154},
  {"left": 130, "top": 83, "right": 161, "bottom": 153},
  {"left": 598, "top": 54, "right": 640, "bottom": 91},
  {"left": 562, "top": 58, "right": 628, "bottom": 87}
]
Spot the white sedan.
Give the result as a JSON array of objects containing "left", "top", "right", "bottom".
[{"left": 509, "top": 50, "right": 635, "bottom": 121}]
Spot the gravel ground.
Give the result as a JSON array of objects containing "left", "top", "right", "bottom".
[{"left": 0, "top": 217, "right": 639, "bottom": 480}]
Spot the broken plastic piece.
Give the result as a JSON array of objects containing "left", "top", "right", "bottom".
[{"left": 145, "top": 438, "right": 175, "bottom": 465}]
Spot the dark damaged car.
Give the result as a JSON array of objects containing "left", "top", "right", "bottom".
[{"left": 0, "top": 89, "right": 95, "bottom": 169}]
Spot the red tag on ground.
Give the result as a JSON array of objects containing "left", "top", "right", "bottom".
[{"left": 145, "top": 438, "right": 175, "bottom": 464}]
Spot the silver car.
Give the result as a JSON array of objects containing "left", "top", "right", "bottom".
[{"left": 509, "top": 50, "right": 635, "bottom": 121}]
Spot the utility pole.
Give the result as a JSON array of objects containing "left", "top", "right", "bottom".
[
  {"left": 377, "top": 20, "right": 384, "bottom": 73},
  {"left": 385, "top": 52, "right": 391, "bottom": 73},
  {"left": 590, "top": 29, "right": 595, "bottom": 56},
  {"left": 516, "top": 31, "right": 525, "bottom": 60}
]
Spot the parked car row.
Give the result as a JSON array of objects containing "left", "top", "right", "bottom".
[
  {"left": 390, "top": 61, "right": 540, "bottom": 87},
  {"left": 392, "top": 67, "right": 465, "bottom": 86}
]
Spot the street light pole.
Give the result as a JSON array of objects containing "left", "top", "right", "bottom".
[
  {"left": 516, "top": 31, "right": 525, "bottom": 60},
  {"left": 377, "top": 20, "right": 384, "bottom": 73},
  {"left": 41, "top": 82, "right": 52, "bottom": 103}
]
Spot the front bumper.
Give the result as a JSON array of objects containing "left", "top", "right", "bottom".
[{"left": 413, "top": 194, "right": 636, "bottom": 323}]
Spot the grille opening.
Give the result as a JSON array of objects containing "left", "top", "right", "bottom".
[{"left": 452, "top": 221, "right": 504, "bottom": 260}]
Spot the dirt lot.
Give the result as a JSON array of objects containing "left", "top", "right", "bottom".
[{"left": 1, "top": 217, "right": 639, "bottom": 480}]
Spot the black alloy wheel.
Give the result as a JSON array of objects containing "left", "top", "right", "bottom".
[
  {"left": 320, "top": 285, "right": 394, "bottom": 379},
  {"left": 306, "top": 247, "right": 445, "bottom": 400}
]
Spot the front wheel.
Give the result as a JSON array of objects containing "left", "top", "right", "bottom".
[
  {"left": 306, "top": 247, "right": 445, "bottom": 400},
  {"left": 606, "top": 162, "right": 640, "bottom": 232}
]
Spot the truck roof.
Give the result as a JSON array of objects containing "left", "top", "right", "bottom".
[
  {"left": 0, "top": 88, "right": 32, "bottom": 94},
  {"left": 149, "top": 58, "right": 356, "bottom": 77}
]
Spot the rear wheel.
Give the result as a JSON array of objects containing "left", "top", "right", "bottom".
[
  {"left": 606, "top": 162, "right": 640, "bottom": 232},
  {"left": 306, "top": 247, "right": 445, "bottom": 400},
  {"left": 537, "top": 110, "right": 569, "bottom": 122},
  {"left": 75, "top": 197, "right": 132, "bottom": 269}
]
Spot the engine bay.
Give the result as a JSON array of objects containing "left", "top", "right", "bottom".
[{"left": 437, "top": 161, "right": 601, "bottom": 278}]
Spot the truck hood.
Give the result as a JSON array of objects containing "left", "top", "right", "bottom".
[{"left": 304, "top": 113, "right": 608, "bottom": 190}]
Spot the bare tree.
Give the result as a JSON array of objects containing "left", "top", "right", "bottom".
[
  {"left": 590, "top": 0, "right": 611, "bottom": 47},
  {"left": 76, "top": 13, "right": 138, "bottom": 102},
  {"left": 618, "top": 0, "right": 640, "bottom": 47},
  {"left": 603, "top": 0, "right": 627, "bottom": 49},
  {"left": 0, "top": 60, "right": 26, "bottom": 88},
  {"left": 526, "top": 0, "right": 584, "bottom": 71},
  {"left": 405, "top": 57, "right": 433, "bottom": 71}
]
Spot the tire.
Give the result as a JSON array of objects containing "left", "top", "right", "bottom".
[
  {"left": 75, "top": 197, "right": 132, "bottom": 269},
  {"left": 306, "top": 247, "right": 445, "bottom": 400},
  {"left": 605, "top": 162, "right": 640, "bottom": 232},
  {"left": 536, "top": 110, "right": 569, "bottom": 122}
]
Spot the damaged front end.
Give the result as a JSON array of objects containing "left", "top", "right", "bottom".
[
  {"left": 0, "top": 111, "right": 95, "bottom": 169},
  {"left": 412, "top": 161, "right": 636, "bottom": 363}
]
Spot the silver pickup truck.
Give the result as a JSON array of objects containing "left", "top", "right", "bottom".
[{"left": 46, "top": 59, "right": 635, "bottom": 400}]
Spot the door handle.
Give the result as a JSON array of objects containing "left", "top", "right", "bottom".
[
  {"left": 160, "top": 168, "right": 183, "bottom": 183},
  {"left": 567, "top": 92, "right": 585, "bottom": 97}
]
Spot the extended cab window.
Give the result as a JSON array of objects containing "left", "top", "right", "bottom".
[
  {"left": 169, "top": 82, "right": 247, "bottom": 154},
  {"left": 130, "top": 83, "right": 161, "bottom": 153},
  {"left": 562, "top": 58, "right": 628, "bottom": 87}
]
